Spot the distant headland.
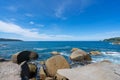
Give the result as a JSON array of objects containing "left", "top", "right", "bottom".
[
  {"left": 103, "top": 37, "right": 120, "bottom": 45},
  {"left": 0, "top": 38, "right": 23, "bottom": 41}
]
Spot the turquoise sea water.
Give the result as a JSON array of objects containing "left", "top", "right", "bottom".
[{"left": 0, "top": 41, "right": 120, "bottom": 64}]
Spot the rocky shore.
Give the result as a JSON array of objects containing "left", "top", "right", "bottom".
[
  {"left": 0, "top": 48, "right": 120, "bottom": 80},
  {"left": 0, "top": 61, "right": 21, "bottom": 80}
]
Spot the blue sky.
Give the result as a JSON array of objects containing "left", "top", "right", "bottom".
[{"left": 0, "top": 0, "right": 120, "bottom": 41}]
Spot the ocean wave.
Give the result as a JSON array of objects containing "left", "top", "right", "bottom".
[
  {"left": 92, "top": 51, "right": 120, "bottom": 64},
  {"left": 60, "top": 52, "right": 70, "bottom": 57},
  {"left": 33, "top": 48, "right": 47, "bottom": 51},
  {"left": 106, "top": 51, "right": 120, "bottom": 54},
  {"left": 92, "top": 58, "right": 120, "bottom": 64},
  {"left": 101, "top": 51, "right": 120, "bottom": 55},
  {"left": 0, "top": 44, "right": 8, "bottom": 47}
]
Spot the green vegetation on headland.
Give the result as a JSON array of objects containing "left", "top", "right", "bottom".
[
  {"left": 0, "top": 38, "right": 23, "bottom": 41},
  {"left": 103, "top": 37, "right": 120, "bottom": 45}
]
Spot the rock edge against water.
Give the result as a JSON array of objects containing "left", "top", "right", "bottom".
[{"left": 0, "top": 48, "right": 120, "bottom": 80}]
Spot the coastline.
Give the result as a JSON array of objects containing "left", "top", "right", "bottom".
[{"left": 0, "top": 48, "right": 120, "bottom": 80}]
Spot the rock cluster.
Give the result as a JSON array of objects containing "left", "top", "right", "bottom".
[
  {"left": 11, "top": 51, "right": 39, "bottom": 80},
  {"left": 39, "top": 55, "right": 70, "bottom": 80},
  {"left": 7, "top": 48, "right": 120, "bottom": 80}
]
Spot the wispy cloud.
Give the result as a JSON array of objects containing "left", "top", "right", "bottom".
[
  {"left": 6, "top": 6, "right": 18, "bottom": 12},
  {"left": 55, "top": 0, "right": 71, "bottom": 19},
  {"left": 55, "top": 0, "right": 96, "bottom": 19},
  {"left": 0, "top": 20, "right": 74, "bottom": 41},
  {"left": 25, "top": 13, "right": 34, "bottom": 17},
  {"left": 36, "top": 24, "right": 45, "bottom": 27},
  {"left": 29, "top": 21, "right": 44, "bottom": 27},
  {"left": 29, "top": 21, "right": 34, "bottom": 25},
  {"left": 0, "top": 20, "right": 40, "bottom": 39},
  {"left": 0, "top": 20, "right": 119, "bottom": 41},
  {"left": 10, "top": 18, "right": 16, "bottom": 21}
]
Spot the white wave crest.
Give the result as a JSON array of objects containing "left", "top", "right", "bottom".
[
  {"left": 60, "top": 52, "right": 69, "bottom": 57},
  {"left": 33, "top": 48, "right": 47, "bottom": 51}
]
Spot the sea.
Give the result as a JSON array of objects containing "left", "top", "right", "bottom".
[{"left": 0, "top": 41, "right": 120, "bottom": 64}]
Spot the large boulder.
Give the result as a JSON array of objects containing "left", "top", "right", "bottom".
[
  {"left": 57, "top": 61, "right": 120, "bottom": 80},
  {"left": 51, "top": 51, "right": 60, "bottom": 55},
  {"left": 89, "top": 51, "right": 101, "bottom": 55},
  {"left": 11, "top": 51, "right": 38, "bottom": 64},
  {"left": 70, "top": 48, "right": 92, "bottom": 61},
  {"left": 0, "top": 61, "right": 21, "bottom": 80},
  {"left": 45, "top": 55, "right": 70, "bottom": 77}
]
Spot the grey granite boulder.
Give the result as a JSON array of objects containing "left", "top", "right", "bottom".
[{"left": 57, "top": 61, "right": 120, "bottom": 80}]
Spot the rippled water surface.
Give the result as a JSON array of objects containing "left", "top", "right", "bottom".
[{"left": 0, "top": 41, "right": 120, "bottom": 64}]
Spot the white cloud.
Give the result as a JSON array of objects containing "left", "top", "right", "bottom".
[
  {"left": 29, "top": 21, "right": 34, "bottom": 25},
  {"left": 0, "top": 20, "right": 74, "bottom": 41},
  {"left": 0, "top": 20, "right": 41, "bottom": 39},
  {"left": 1, "top": 20, "right": 119, "bottom": 41}
]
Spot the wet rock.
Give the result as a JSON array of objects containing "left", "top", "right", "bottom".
[
  {"left": 112, "top": 42, "right": 120, "bottom": 45},
  {"left": 89, "top": 51, "right": 101, "bottom": 55},
  {"left": 45, "top": 55, "right": 70, "bottom": 77},
  {"left": 40, "top": 61, "right": 45, "bottom": 65},
  {"left": 101, "top": 60, "right": 112, "bottom": 63},
  {"left": 11, "top": 51, "right": 38, "bottom": 64},
  {"left": 0, "top": 58, "right": 8, "bottom": 62},
  {"left": 84, "top": 54, "right": 92, "bottom": 61},
  {"left": 39, "top": 66, "right": 46, "bottom": 80},
  {"left": 54, "top": 73, "right": 68, "bottom": 80},
  {"left": 57, "top": 61, "right": 120, "bottom": 80},
  {"left": 70, "top": 48, "right": 92, "bottom": 62},
  {"left": 51, "top": 51, "right": 60, "bottom": 55},
  {"left": 20, "top": 61, "right": 37, "bottom": 79}
]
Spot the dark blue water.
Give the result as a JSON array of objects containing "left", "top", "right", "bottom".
[{"left": 0, "top": 41, "right": 120, "bottom": 64}]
